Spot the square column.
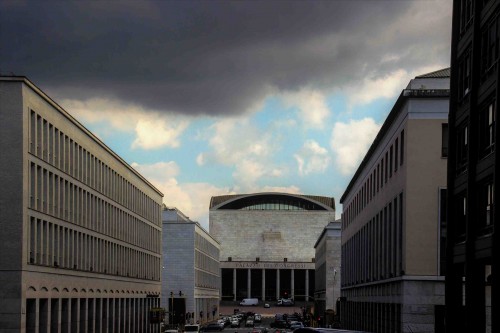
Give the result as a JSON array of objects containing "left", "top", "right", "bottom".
[
  {"left": 233, "top": 269, "right": 237, "bottom": 301},
  {"left": 247, "top": 269, "right": 251, "bottom": 298},
  {"left": 262, "top": 269, "right": 266, "bottom": 301},
  {"left": 276, "top": 269, "right": 280, "bottom": 300}
]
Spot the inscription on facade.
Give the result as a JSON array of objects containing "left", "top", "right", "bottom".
[{"left": 233, "top": 262, "right": 308, "bottom": 269}]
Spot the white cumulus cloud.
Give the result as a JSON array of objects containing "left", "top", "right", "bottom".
[
  {"left": 61, "top": 98, "right": 190, "bottom": 150},
  {"left": 130, "top": 161, "right": 234, "bottom": 229},
  {"left": 331, "top": 118, "right": 380, "bottom": 176},
  {"left": 282, "top": 89, "right": 330, "bottom": 129},
  {"left": 294, "top": 140, "right": 330, "bottom": 176},
  {"left": 197, "top": 117, "right": 284, "bottom": 189}
]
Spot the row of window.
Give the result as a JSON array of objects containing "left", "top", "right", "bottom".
[
  {"left": 26, "top": 297, "right": 159, "bottom": 332},
  {"left": 341, "top": 301, "right": 403, "bottom": 333},
  {"left": 29, "top": 110, "right": 162, "bottom": 225},
  {"left": 194, "top": 269, "right": 220, "bottom": 290},
  {"left": 343, "top": 130, "right": 404, "bottom": 229},
  {"left": 195, "top": 233, "right": 219, "bottom": 260},
  {"left": 454, "top": 181, "right": 495, "bottom": 242},
  {"left": 455, "top": 99, "right": 496, "bottom": 174},
  {"left": 342, "top": 193, "right": 404, "bottom": 287},
  {"left": 29, "top": 161, "right": 161, "bottom": 253},
  {"left": 195, "top": 250, "right": 220, "bottom": 276},
  {"left": 28, "top": 216, "right": 161, "bottom": 281}
]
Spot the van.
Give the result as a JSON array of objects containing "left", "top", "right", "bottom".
[{"left": 239, "top": 298, "right": 258, "bottom": 306}]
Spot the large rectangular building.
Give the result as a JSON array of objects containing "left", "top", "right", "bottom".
[
  {"left": 209, "top": 193, "right": 336, "bottom": 303},
  {"left": 0, "top": 77, "right": 164, "bottom": 332},
  {"left": 446, "top": 1, "right": 498, "bottom": 332},
  {"left": 339, "top": 69, "right": 449, "bottom": 333},
  {"left": 161, "top": 207, "right": 220, "bottom": 326}
]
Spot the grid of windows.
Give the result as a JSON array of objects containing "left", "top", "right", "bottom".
[
  {"left": 27, "top": 109, "right": 162, "bottom": 280},
  {"left": 29, "top": 110, "right": 162, "bottom": 226},
  {"left": 28, "top": 216, "right": 160, "bottom": 280},
  {"left": 343, "top": 130, "right": 405, "bottom": 229},
  {"left": 28, "top": 161, "right": 160, "bottom": 252},
  {"left": 342, "top": 193, "right": 404, "bottom": 286},
  {"left": 194, "top": 234, "right": 220, "bottom": 290}
]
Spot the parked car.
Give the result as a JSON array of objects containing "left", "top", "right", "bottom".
[
  {"left": 230, "top": 318, "right": 240, "bottom": 328},
  {"left": 270, "top": 320, "right": 287, "bottom": 328},
  {"left": 277, "top": 298, "right": 294, "bottom": 306},
  {"left": 264, "top": 303, "right": 270, "bottom": 308},
  {"left": 289, "top": 322, "right": 305, "bottom": 330},
  {"left": 245, "top": 316, "right": 255, "bottom": 327},
  {"left": 202, "top": 323, "right": 223, "bottom": 331},
  {"left": 185, "top": 324, "right": 201, "bottom": 333},
  {"left": 254, "top": 314, "right": 262, "bottom": 323}
]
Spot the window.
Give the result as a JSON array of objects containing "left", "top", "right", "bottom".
[
  {"left": 442, "top": 124, "right": 449, "bottom": 157},
  {"left": 456, "top": 123, "right": 469, "bottom": 174},
  {"left": 460, "top": 0, "right": 473, "bottom": 33},
  {"left": 478, "top": 181, "right": 494, "bottom": 235},
  {"left": 395, "top": 138, "right": 399, "bottom": 171},
  {"left": 389, "top": 146, "right": 393, "bottom": 177},
  {"left": 480, "top": 99, "right": 496, "bottom": 157},
  {"left": 481, "top": 12, "right": 500, "bottom": 80},
  {"left": 439, "top": 189, "right": 447, "bottom": 276},
  {"left": 458, "top": 48, "right": 472, "bottom": 101},
  {"left": 385, "top": 152, "right": 388, "bottom": 183},
  {"left": 400, "top": 130, "right": 404, "bottom": 166},
  {"left": 455, "top": 192, "right": 467, "bottom": 242}
]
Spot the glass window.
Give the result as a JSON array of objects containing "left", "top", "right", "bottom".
[
  {"left": 442, "top": 124, "right": 449, "bottom": 157},
  {"left": 456, "top": 123, "right": 468, "bottom": 174},
  {"left": 480, "top": 99, "right": 496, "bottom": 157}
]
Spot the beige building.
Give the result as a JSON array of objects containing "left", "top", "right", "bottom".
[
  {"left": 339, "top": 69, "right": 449, "bottom": 333},
  {"left": 161, "top": 207, "right": 220, "bottom": 326},
  {"left": 209, "top": 193, "right": 335, "bottom": 303},
  {"left": 0, "top": 77, "right": 164, "bottom": 332}
]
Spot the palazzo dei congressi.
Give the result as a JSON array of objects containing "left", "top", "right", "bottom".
[{"left": 209, "top": 193, "right": 336, "bottom": 302}]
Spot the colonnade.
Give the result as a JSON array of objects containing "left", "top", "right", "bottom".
[{"left": 231, "top": 268, "right": 310, "bottom": 301}]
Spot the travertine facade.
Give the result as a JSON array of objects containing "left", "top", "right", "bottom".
[
  {"left": 161, "top": 208, "right": 220, "bottom": 326},
  {"left": 340, "top": 69, "right": 449, "bottom": 333},
  {"left": 0, "top": 77, "right": 163, "bottom": 332},
  {"left": 209, "top": 193, "right": 335, "bottom": 302},
  {"left": 314, "top": 220, "right": 342, "bottom": 325}
]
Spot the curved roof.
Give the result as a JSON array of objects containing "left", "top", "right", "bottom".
[{"left": 210, "top": 192, "right": 335, "bottom": 211}]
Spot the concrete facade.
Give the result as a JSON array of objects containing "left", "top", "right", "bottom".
[
  {"left": 339, "top": 70, "right": 449, "bottom": 333},
  {"left": 0, "top": 77, "right": 163, "bottom": 332},
  {"left": 314, "top": 220, "right": 342, "bottom": 325},
  {"left": 161, "top": 208, "right": 220, "bottom": 326},
  {"left": 209, "top": 193, "right": 335, "bottom": 303}
]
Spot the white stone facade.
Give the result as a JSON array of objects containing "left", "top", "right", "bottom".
[
  {"left": 314, "top": 220, "right": 342, "bottom": 324},
  {"left": 210, "top": 193, "right": 335, "bottom": 303},
  {"left": 162, "top": 208, "right": 220, "bottom": 326},
  {"left": 339, "top": 69, "right": 449, "bottom": 333},
  {"left": 0, "top": 77, "right": 163, "bottom": 332}
]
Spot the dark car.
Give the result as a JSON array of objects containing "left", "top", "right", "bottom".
[
  {"left": 270, "top": 320, "right": 288, "bottom": 329},
  {"left": 202, "top": 323, "right": 223, "bottom": 331},
  {"left": 293, "top": 328, "right": 371, "bottom": 333}
]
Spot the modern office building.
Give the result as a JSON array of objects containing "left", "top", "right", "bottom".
[
  {"left": 446, "top": 1, "right": 498, "bottom": 332},
  {"left": 314, "top": 219, "right": 342, "bottom": 326},
  {"left": 339, "top": 69, "right": 449, "bottom": 333},
  {"left": 0, "top": 76, "right": 164, "bottom": 332},
  {"left": 209, "top": 193, "right": 336, "bottom": 303},
  {"left": 161, "top": 207, "right": 220, "bottom": 326}
]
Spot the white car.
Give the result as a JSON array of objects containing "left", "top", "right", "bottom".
[{"left": 254, "top": 314, "right": 262, "bottom": 323}]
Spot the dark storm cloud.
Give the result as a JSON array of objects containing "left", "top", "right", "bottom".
[{"left": 0, "top": 0, "right": 451, "bottom": 115}]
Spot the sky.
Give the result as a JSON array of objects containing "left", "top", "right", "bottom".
[{"left": 0, "top": 0, "right": 452, "bottom": 230}]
